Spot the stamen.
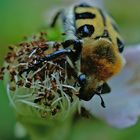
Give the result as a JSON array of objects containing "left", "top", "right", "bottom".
[{"left": 1, "top": 32, "right": 79, "bottom": 118}]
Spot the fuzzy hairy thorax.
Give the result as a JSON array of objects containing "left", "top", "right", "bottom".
[{"left": 81, "top": 38, "right": 124, "bottom": 83}]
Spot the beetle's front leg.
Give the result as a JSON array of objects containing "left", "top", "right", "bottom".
[{"left": 61, "top": 39, "right": 83, "bottom": 62}]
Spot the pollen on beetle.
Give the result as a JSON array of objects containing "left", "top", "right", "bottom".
[{"left": 2, "top": 32, "right": 80, "bottom": 119}]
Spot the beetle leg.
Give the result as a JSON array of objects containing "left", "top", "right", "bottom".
[
  {"left": 50, "top": 10, "right": 63, "bottom": 27},
  {"left": 19, "top": 48, "right": 72, "bottom": 76}
]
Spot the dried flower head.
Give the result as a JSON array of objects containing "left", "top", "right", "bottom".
[{"left": 3, "top": 32, "right": 80, "bottom": 120}]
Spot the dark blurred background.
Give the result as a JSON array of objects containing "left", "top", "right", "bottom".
[{"left": 0, "top": 0, "right": 140, "bottom": 140}]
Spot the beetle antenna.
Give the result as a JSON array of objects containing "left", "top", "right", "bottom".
[{"left": 98, "top": 94, "right": 106, "bottom": 108}]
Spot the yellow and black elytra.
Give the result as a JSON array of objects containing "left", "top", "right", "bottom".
[{"left": 20, "top": 2, "right": 125, "bottom": 107}]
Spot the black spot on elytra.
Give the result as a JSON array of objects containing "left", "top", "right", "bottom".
[
  {"left": 117, "top": 38, "right": 124, "bottom": 53},
  {"left": 76, "top": 24, "right": 94, "bottom": 38},
  {"left": 94, "top": 29, "right": 112, "bottom": 41},
  {"left": 75, "top": 12, "right": 96, "bottom": 19}
]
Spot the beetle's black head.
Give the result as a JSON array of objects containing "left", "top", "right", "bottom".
[
  {"left": 77, "top": 74, "right": 111, "bottom": 107},
  {"left": 77, "top": 74, "right": 98, "bottom": 101}
]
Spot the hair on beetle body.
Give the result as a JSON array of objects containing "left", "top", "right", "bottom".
[{"left": 20, "top": 1, "right": 125, "bottom": 108}]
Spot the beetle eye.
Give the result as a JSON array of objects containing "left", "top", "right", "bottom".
[{"left": 78, "top": 73, "right": 87, "bottom": 86}]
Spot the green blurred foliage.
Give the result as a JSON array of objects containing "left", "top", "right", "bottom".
[{"left": 0, "top": 0, "right": 140, "bottom": 140}]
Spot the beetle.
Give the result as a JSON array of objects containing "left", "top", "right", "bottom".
[{"left": 20, "top": 2, "right": 125, "bottom": 107}]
